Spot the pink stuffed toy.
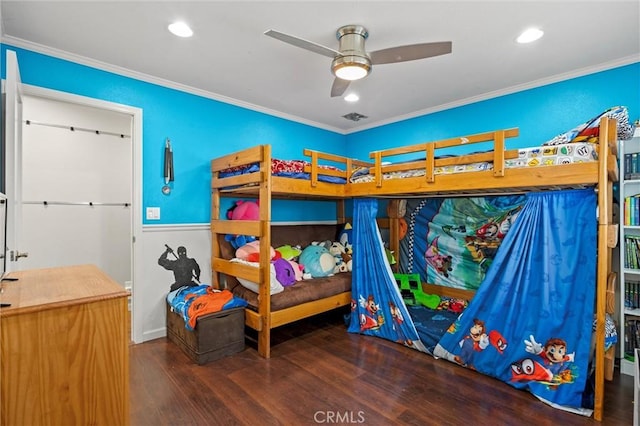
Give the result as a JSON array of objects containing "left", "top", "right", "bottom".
[
  {"left": 286, "top": 259, "right": 304, "bottom": 281},
  {"left": 235, "top": 240, "right": 278, "bottom": 262},
  {"left": 227, "top": 200, "right": 259, "bottom": 220}
]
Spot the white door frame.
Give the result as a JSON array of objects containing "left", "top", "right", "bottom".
[
  {"left": 4, "top": 50, "right": 24, "bottom": 273},
  {"left": 22, "top": 83, "right": 144, "bottom": 344}
]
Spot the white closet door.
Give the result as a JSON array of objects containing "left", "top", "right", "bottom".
[
  {"left": 20, "top": 96, "right": 133, "bottom": 286},
  {"left": 4, "top": 49, "right": 25, "bottom": 273}
]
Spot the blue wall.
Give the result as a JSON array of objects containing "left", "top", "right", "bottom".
[
  {"left": 2, "top": 44, "right": 639, "bottom": 224},
  {"left": 0, "top": 45, "right": 346, "bottom": 224},
  {"left": 345, "top": 63, "right": 640, "bottom": 159}
]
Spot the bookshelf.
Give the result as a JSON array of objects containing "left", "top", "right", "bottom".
[{"left": 620, "top": 126, "right": 640, "bottom": 377}]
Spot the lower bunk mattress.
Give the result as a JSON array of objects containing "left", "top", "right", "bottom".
[{"left": 230, "top": 272, "right": 351, "bottom": 311}]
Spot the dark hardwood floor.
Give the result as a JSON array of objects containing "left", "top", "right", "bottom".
[{"left": 130, "top": 310, "right": 633, "bottom": 425}]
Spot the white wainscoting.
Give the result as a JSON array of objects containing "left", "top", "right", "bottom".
[{"left": 137, "top": 223, "right": 211, "bottom": 342}]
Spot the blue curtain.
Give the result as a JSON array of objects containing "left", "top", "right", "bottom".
[
  {"left": 399, "top": 196, "right": 525, "bottom": 290},
  {"left": 434, "top": 189, "right": 597, "bottom": 414},
  {"left": 348, "top": 198, "right": 428, "bottom": 352}
]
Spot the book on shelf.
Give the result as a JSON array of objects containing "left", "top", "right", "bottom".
[
  {"left": 623, "top": 195, "right": 640, "bottom": 226},
  {"left": 624, "top": 235, "right": 640, "bottom": 268},
  {"left": 625, "top": 316, "right": 640, "bottom": 361},
  {"left": 625, "top": 152, "right": 640, "bottom": 180},
  {"left": 626, "top": 280, "right": 640, "bottom": 309}
]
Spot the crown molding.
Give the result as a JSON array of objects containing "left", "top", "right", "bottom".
[
  {"left": 3, "top": 35, "right": 637, "bottom": 137},
  {"left": 345, "top": 54, "right": 640, "bottom": 134},
  {"left": 1, "top": 35, "right": 346, "bottom": 135}
]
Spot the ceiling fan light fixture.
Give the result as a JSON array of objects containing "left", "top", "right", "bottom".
[
  {"left": 332, "top": 55, "right": 371, "bottom": 81},
  {"left": 264, "top": 23, "right": 452, "bottom": 98}
]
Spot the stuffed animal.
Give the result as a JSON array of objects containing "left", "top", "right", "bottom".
[
  {"left": 328, "top": 241, "right": 346, "bottom": 273},
  {"left": 227, "top": 200, "right": 259, "bottom": 220},
  {"left": 339, "top": 223, "right": 353, "bottom": 254},
  {"left": 311, "top": 240, "right": 332, "bottom": 250},
  {"left": 275, "top": 244, "right": 302, "bottom": 260},
  {"left": 299, "top": 244, "right": 335, "bottom": 278},
  {"left": 225, "top": 233, "right": 256, "bottom": 250},
  {"left": 285, "top": 259, "right": 305, "bottom": 281},
  {"left": 272, "top": 258, "right": 296, "bottom": 287},
  {"left": 340, "top": 251, "right": 353, "bottom": 272},
  {"left": 328, "top": 241, "right": 345, "bottom": 257},
  {"left": 235, "top": 240, "right": 278, "bottom": 262},
  {"left": 225, "top": 200, "right": 260, "bottom": 248}
]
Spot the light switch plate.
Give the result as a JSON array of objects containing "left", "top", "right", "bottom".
[{"left": 146, "top": 207, "right": 160, "bottom": 220}]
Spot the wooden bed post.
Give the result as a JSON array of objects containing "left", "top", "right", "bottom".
[
  {"left": 593, "top": 117, "right": 617, "bottom": 421},
  {"left": 387, "top": 199, "right": 403, "bottom": 272},
  {"left": 258, "top": 145, "right": 273, "bottom": 358},
  {"left": 211, "top": 165, "right": 222, "bottom": 289},
  {"left": 336, "top": 199, "right": 346, "bottom": 225}
]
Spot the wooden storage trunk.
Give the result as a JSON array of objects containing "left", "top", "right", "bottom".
[{"left": 166, "top": 303, "right": 245, "bottom": 365}]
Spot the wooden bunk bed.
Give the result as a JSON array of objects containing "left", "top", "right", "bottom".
[
  {"left": 210, "top": 117, "right": 618, "bottom": 421},
  {"left": 210, "top": 146, "right": 366, "bottom": 360}
]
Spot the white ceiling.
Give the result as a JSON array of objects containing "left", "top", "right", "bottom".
[{"left": 1, "top": 1, "right": 639, "bottom": 133}]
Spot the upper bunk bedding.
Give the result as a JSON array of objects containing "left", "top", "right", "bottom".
[
  {"left": 347, "top": 106, "right": 630, "bottom": 195},
  {"left": 211, "top": 107, "right": 627, "bottom": 199},
  {"left": 219, "top": 157, "right": 348, "bottom": 184},
  {"left": 211, "top": 144, "right": 367, "bottom": 199},
  {"left": 349, "top": 141, "right": 598, "bottom": 184}
]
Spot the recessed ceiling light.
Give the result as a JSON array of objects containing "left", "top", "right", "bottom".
[
  {"left": 517, "top": 28, "right": 544, "bottom": 44},
  {"left": 168, "top": 22, "right": 193, "bottom": 38},
  {"left": 344, "top": 93, "right": 359, "bottom": 102}
]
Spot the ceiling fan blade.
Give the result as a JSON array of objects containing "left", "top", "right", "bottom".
[
  {"left": 331, "top": 78, "right": 351, "bottom": 97},
  {"left": 370, "top": 41, "right": 452, "bottom": 65},
  {"left": 264, "top": 29, "right": 340, "bottom": 58}
]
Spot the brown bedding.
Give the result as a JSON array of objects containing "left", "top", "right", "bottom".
[{"left": 218, "top": 224, "right": 352, "bottom": 311}]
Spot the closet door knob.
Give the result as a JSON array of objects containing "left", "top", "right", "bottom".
[{"left": 11, "top": 251, "right": 29, "bottom": 261}]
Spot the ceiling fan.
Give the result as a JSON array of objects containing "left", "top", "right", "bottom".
[{"left": 264, "top": 25, "right": 452, "bottom": 97}]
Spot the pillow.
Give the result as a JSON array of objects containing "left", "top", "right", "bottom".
[
  {"left": 229, "top": 258, "right": 284, "bottom": 295},
  {"left": 543, "top": 106, "right": 634, "bottom": 146},
  {"left": 349, "top": 167, "right": 370, "bottom": 182}
]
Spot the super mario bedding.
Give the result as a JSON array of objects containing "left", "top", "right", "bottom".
[
  {"left": 349, "top": 189, "right": 598, "bottom": 416},
  {"left": 219, "top": 158, "right": 347, "bottom": 184}
]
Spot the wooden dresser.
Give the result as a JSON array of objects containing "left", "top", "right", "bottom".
[{"left": 0, "top": 264, "right": 130, "bottom": 425}]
